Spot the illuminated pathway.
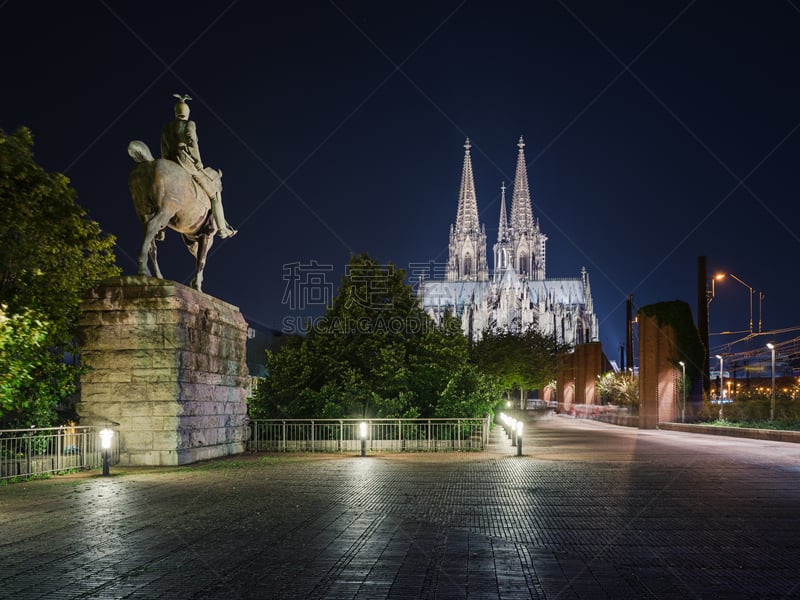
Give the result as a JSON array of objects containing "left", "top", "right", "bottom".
[{"left": 2, "top": 416, "right": 799, "bottom": 598}]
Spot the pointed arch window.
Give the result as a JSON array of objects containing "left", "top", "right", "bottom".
[{"left": 518, "top": 252, "right": 529, "bottom": 276}]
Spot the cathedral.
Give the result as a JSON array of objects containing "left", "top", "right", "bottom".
[{"left": 418, "top": 137, "right": 599, "bottom": 346}]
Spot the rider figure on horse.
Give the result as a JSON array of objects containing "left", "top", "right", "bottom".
[{"left": 161, "top": 94, "right": 237, "bottom": 239}]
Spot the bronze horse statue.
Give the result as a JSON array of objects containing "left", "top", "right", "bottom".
[{"left": 127, "top": 140, "right": 220, "bottom": 291}]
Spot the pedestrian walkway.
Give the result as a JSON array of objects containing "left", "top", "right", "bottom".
[
  {"left": 2, "top": 415, "right": 800, "bottom": 599},
  {"left": 486, "top": 420, "right": 517, "bottom": 454}
]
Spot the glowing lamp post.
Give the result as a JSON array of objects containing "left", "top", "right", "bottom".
[
  {"left": 99, "top": 428, "right": 114, "bottom": 476},
  {"left": 516, "top": 421, "right": 523, "bottom": 456},
  {"left": 715, "top": 355, "right": 724, "bottom": 420},
  {"left": 767, "top": 343, "right": 776, "bottom": 421},
  {"left": 359, "top": 421, "right": 367, "bottom": 457},
  {"left": 678, "top": 361, "right": 686, "bottom": 423}
]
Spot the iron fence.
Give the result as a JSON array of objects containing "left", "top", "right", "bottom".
[
  {"left": 248, "top": 418, "right": 491, "bottom": 453},
  {"left": 0, "top": 426, "right": 120, "bottom": 481}
]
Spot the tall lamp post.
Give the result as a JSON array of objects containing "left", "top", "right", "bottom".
[
  {"left": 709, "top": 273, "right": 725, "bottom": 303},
  {"left": 678, "top": 361, "right": 686, "bottom": 423},
  {"left": 715, "top": 354, "right": 724, "bottom": 420},
  {"left": 767, "top": 343, "right": 776, "bottom": 421}
]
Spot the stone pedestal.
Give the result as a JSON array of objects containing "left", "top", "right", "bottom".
[{"left": 76, "top": 276, "right": 249, "bottom": 466}]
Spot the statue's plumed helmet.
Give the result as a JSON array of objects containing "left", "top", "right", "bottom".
[
  {"left": 174, "top": 101, "right": 190, "bottom": 120},
  {"left": 172, "top": 94, "right": 192, "bottom": 120}
]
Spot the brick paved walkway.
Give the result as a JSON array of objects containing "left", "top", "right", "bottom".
[{"left": 2, "top": 415, "right": 800, "bottom": 599}]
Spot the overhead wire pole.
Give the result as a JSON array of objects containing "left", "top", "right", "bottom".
[
  {"left": 766, "top": 343, "right": 776, "bottom": 421},
  {"left": 626, "top": 295, "right": 634, "bottom": 374},
  {"left": 698, "top": 257, "right": 710, "bottom": 397},
  {"left": 727, "top": 273, "right": 754, "bottom": 335}
]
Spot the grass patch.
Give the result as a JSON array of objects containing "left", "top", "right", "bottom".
[{"left": 703, "top": 419, "right": 800, "bottom": 431}]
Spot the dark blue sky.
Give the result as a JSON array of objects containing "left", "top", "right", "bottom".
[{"left": 3, "top": 1, "right": 799, "bottom": 362}]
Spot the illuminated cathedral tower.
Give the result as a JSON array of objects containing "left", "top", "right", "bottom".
[
  {"left": 421, "top": 136, "right": 599, "bottom": 346},
  {"left": 492, "top": 182, "right": 511, "bottom": 281},
  {"left": 446, "top": 139, "right": 489, "bottom": 282},
  {"left": 508, "top": 136, "right": 547, "bottom": 280}
]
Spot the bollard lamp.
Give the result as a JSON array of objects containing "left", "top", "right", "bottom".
[
  {"left": 99, "top": 428, "right": 114, "bottom": 476},
  {"left": 359, "top": 421, "right": 367, "bottom": 457}
]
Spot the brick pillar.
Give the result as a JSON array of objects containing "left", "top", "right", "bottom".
[
  {"left": 556, "top": 352, "right": 575, "bottom": 412},
  {"left": 638, "top": 314, "right": 679, "bottom": 429},
  {"left": 575, "top": 342, "right": 604, "bottom": 405}
]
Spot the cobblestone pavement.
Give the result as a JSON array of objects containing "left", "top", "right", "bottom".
[{"left": 2, "top": 415, "right": 800, "bottom": 599}]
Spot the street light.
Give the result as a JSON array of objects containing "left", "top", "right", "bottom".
[
  {"left": 715, "top": 354, "right": 724, "bottom": 420},
  {"left": 708, "top": 273, "right": 725, "bottom": 304},
  {"left": 99, "top": 428, "right": 114, "bottom": 476},
  {"left": 678, "top": 361, "right": 686, "bottom": 423},
  {"left": 516, "top": 420, "right": 523, "bottom": 456},
  {"left": 767, "top": 343, "right": 776, "bottom": 420}
]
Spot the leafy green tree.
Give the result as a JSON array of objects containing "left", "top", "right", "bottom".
[
  {"left": 0, "top": 128, "right": 120, "bottom": 426},
  {"left": 436, "top": 362, "right": 502, "bottom": 419},
  {"left": 252, "top": 254, "right": 499, "bottom": 419},
  {"left": 472, "top": 326, "right": 570, "bottom": 407},
  {"left": 0, "top": 307, "right": 71, "bottom": 425}
]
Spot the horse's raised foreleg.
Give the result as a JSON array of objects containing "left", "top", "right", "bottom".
[{"left": 190, "top": 233, "right": 214, "bottom": 291}]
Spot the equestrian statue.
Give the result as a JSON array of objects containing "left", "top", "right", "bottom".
[{"left": 128, "top": 94, "right": 236, "bottom": 291}]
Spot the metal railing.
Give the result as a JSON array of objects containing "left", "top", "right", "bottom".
[
  {"left": 0, "top": 426, "right": 120, "bottom": 481},
  {"left": 248, "top": 418, "right": 491, "bottom": 453}
]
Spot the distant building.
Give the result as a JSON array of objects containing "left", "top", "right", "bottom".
[{"left": 419, "top": 137, "right": 599, "bottom": 345}]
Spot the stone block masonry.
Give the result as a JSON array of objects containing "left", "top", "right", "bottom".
[{"left": 76, "top": 276, "right": 249, "bottom": 465}]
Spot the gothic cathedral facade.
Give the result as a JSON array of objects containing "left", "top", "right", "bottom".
[{"left": 419, "top": 137, "right": 599, "bottom": 346}]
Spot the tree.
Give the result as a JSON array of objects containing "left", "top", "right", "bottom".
[
  {"left": 0, "top": 307, "right": 71, "bottom": 425},
  {"left": 0, "top": 128, "right": 120, "bottom": 426},
  {"left": 436, "top": 362, "right": 502, "bottom": 419},
  {"left": 252, "top": 254, "right": 499, "bottom": 419},
  {"left": 472, "top": 326, "right": 571, "bottom": 407}
]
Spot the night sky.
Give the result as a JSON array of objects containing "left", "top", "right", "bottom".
[{"left": 3, "top": 1, "right": 799, "bottom": 363}]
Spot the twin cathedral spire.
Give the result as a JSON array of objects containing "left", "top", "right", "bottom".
[
  {"left": 423, "top": 136, "right": 597, "bottom": 345},
  {"left": 446, "top": 136, "right": 547, "bottom": 282}
]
